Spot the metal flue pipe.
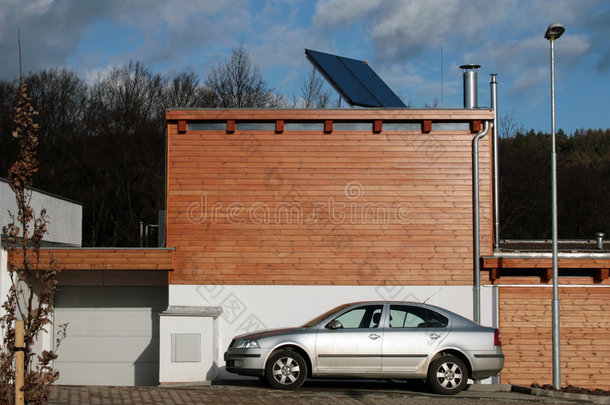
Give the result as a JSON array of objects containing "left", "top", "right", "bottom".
[
  {"left": 472, "top": 120, "right": 490, "bottom": 324},
  {"left": 491, "top": 75, "right": 500, "bottom": 251},
  {"left": 461, "top": 64, "right": 481, "bottom": 109}
]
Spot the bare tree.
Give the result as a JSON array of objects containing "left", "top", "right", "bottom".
[
  {"left": 206, "top": 45, "right": 279, "bottom": 108},
  {"left": 87, "top": 61, "right": 165, "bottom": 136},
  {"left": 300, "top": 68, "right": 330, "bottom": 108},
  {"left": 25, "top": 69, "right": 87, "bottom": 141},
  {"left": 499, "top": 109, "right": 525, "bottom": 138},
  {"left": 81, "top": 62, "right": 166, "bottom": 246},
  {"left": 0, "top": 80, "right": 19, "bottom": 174},
  {"left": 424, "top": 98, "right": 440, "bottom": 109},
  {"left": 0, "top": 80, "right": 67, "bottom": 404},
  {"left": 163, "top": 72, "right": 215, "bottom": 108}
]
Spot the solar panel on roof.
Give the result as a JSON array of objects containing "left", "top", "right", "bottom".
[{"left": 305, "top": 49, "right": 406, "bottom": 108}]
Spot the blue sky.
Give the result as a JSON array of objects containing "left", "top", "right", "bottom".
[{"left": 1, "top": 0, "right": 609, "bottom": 134}]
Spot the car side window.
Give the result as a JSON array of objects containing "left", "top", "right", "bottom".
[
  {"left": 332, "top": 305, "right": 383, "bottom": 329},
  {"left": 389, "top": 305, "right": 426, "bottom": 328},
  {"left": 389, "top": 305, "right": 448, "bottom": 328},
  {"left": 427, "top": 310, "right": 449, "bottom": 328}
]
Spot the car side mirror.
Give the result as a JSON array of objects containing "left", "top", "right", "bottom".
[{"left": 326, "top": 320, "right": 343, "bottom": 329}]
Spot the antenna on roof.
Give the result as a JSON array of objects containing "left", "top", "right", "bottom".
[
  {"left": 18, "top": 28, "right": 22, "bottom": 79},
  {"left": 422, "top": 288, "right": 443, "bottom": 304},
  {"left": 440, "top": 41, "right": 444, "bottom": 108}
]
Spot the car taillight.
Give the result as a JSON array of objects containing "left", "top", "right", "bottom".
[{"left": 494, "top": 328, "right": 502, "bottom": 346}]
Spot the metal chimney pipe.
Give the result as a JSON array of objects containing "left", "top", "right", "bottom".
[
  {"left": 596, "top": 232, "right": 605, "bottom": 250},
  {"left": 491, "top": 74, "right": 500, "bottom": 250},
  {"left": 460, "top": 64, "right": 481, "bottom": 109},
  {"left": 139, "top": 221, "right": 144, "bottom": 247}
]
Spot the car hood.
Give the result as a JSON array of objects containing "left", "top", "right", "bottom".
[{"left": 233, "top": 327, "right": 306, "bottom": 341}]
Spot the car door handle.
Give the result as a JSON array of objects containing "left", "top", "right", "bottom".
[
  {"left": 429, "top": 333, "right": 441, "bottom": 340},
  {"left": 368, "top": 333, "right": 381, "bottom": 340}
]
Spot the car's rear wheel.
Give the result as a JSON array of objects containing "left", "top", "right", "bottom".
[
  {"left": 427, "top": 355, "right": 468, "bottom": 395},
  {"left": 265, "top": 349, "right": 307, "bottom": 390}
]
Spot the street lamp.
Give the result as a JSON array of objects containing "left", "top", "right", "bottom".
[{"left": 545, "top": 21, "right": 564, "bottom": 390}]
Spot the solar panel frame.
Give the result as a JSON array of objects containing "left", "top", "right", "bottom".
[{"left": 305, "top": 49, "right": 406, "bottom": 108}]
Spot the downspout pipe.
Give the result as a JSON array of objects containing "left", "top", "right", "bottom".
[
  {"left": 490, "top": 75, "right": 500, "bottom": 251},
  {"left": 472, "top": 120, "right": 490, "bottom": 324}
]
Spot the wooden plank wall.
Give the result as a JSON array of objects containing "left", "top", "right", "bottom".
[
  {"left": 8, "top": 248, "right": 174, "bottom": 271},
  {"left": 499, "top": 286, "right": 610, "bottom": 389},
  {"left": 167, "top": 110, "right": 493, "bottom": 285}
]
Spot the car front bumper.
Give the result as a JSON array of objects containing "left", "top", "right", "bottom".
[{"left": 224, "top": 348, "right": 268, "bottom": 376}]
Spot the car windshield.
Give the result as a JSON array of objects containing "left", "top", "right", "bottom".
[{"left": 302, "top": 303, "right": 354, "bottom": 327}]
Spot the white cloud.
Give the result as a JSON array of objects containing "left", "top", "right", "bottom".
[
  {"left": 0, "top": 0, "right": 253, "bottom": 79},
  {"left": 462, "top": 31, "right": 591, "bottom": 99},
  {"left": 312, "top": 0, "right": 514, "bottom": 62},
  {"left": 313, "top": 0, "right": 380, "bottom": 28},
  {"left": 22, "top": 0, "right": 55, "bottom": 16}
]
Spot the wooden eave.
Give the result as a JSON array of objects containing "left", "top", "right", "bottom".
[
  {"left": 165, "top": 108, "right": 494, "bottom": 122},
  {"left": 8, "top": 248, "right": 175, "bottom": 271},
  {"left": 482, "top": 256, "right": 610, "bottom": 283}
]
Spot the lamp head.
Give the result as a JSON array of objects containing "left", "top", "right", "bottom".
[{"left": 545, "top": 23, "right": 565, "bottom": 40}]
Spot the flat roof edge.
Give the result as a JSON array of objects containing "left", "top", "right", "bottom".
[
  {"left": 165, "top": 108, "right": 494, "bottom": 121},
  {"left": 0, "top": 177, "right": 83, "bottom": 207}
]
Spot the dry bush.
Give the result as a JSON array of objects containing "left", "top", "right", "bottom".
[{"left": 0, "top": 80, "right": 66, "bottom": 404}]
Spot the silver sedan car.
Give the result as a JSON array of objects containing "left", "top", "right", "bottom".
[{"left": 224, "top": 301, "right": 504, "bottom": 395}]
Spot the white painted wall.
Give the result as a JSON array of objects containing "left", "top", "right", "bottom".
[
  {"left": 0, "top": 181, "right": 82, "bottom": 383},
  {"left": 159, "top": 313, "right": 219, "bottom": 384},
  {"left": 166, "top": 284, "right": 497, "bottom": 380},
  {"left": 0, "top": 180, "right": 82, "bottom": 246}
]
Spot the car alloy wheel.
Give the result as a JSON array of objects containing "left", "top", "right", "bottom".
[
  {"left": 427, "top": 355, "right": 468, "bottom": 395},
  {"left": 265, "top": 349, "right": 307, "bottom": 390}
]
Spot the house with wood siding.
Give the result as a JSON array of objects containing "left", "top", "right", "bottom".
[
  {"left": 160, "top": 107, "right": 610, "bottom": 389},
  {"left": 161, "top": 108, "right": 500, "bottom": 383},
  {"left": 2, "top": 103, "right": 609, "bottom": 389}
]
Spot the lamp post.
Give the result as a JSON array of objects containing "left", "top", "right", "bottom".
[{"left": 545, "top": 21, "right": 564, "bottom": 391}]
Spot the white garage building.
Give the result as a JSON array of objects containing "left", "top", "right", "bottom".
[{"left": 1, "top": 178, "right": 172, "bottom": 386}]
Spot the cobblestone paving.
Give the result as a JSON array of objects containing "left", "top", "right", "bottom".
[{"left": 48, "top": 381, "right": 588, "bottom": 405}]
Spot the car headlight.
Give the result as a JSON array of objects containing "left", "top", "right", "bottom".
[{"left": 233, "top": 339, "right": 260, "bottom": 349}]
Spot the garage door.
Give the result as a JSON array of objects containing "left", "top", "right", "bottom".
[{"left": 54, "top": 286, "right": 167, "bottom": 386}]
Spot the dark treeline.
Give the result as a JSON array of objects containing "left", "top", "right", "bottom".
[
  {"left": 1, "top": 50, "right": 608, "bottom": 246},
  {"left": 499, "top": 128, "right": 610, "bottom": 240},
  {"left": 0, "top": 46, "right": 289, "bottom": 247},
  {"left": 1, "top": 64, "right": 178, "bottom": 247}
]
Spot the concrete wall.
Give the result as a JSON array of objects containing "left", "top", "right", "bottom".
[
  {"left": 159, "top": 308, "right": 221, "bottom": 384},
  {"left": 166, "top": 284, "right": 498, "bottom": 381},
  {"left": 0, "top": 179, "right": 83, "bottom": 375},
  {"left": 0, "top": 179, "right": 82, "bottom": 247},
  {"left": 0, "top": 249, "right": 8, "bottom": 311}
]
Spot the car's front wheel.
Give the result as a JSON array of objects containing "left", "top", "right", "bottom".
[
  {"left": 427, "top": 355, "right": 468, "bottom": 395},
  {"left": 265, "top": 349, "right": 308, "bottom": 390}
]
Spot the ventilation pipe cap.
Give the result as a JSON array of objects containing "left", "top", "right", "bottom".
[
  {"left": 460, "top": 64, "right": 481, "bottom": 109},
  {"left": 596, "top": 232, "right": 605, "bottom": 250}
]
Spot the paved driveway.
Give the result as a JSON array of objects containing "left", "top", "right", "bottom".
[{"left": 48, "top": 380, "right": 595, "bottom": 404}]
